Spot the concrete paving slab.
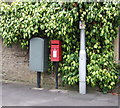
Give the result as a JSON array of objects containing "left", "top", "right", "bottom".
[
  {"left": 49, "top": 89, "right": 68, "bottom": 93},
  {"left": 32, "top": 87, "right": 44, "bottom": 91}
]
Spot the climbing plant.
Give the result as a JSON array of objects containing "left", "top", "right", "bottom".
[
  {"left": 80, "top": 2, "right": 120, "bottom": 93},
  {"left": 0, "top": 1, "right": 120, "bottom": 93}
]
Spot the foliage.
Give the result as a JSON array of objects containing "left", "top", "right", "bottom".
[
  {"left": 0, "top": 2, "right": 120, "bottom": 93},
  {"left": 81, "top": 2, "right": 120, "bottom": 93}
]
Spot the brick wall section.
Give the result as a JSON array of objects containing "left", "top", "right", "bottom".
[{"left": 1, "top": 37, "right": 61, "bottom": 88}]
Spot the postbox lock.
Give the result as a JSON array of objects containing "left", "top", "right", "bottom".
[{"left": 50, "top": 40, "right": 62, "bottom": 62}]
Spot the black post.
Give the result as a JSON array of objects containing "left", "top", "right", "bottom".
[
  {"left": 37, "top": 72, "right": 41, "bottom": 88},
  {"left": 55, "top": 62, "right": 59, "bottom": 89}
]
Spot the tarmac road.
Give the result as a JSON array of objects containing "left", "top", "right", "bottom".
[{"left": 2, "top": 82, "right": 119, "bottom": 107}]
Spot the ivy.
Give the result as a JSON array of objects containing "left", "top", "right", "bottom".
[{"left": 0, "top": 2, "right": 120, "bottom": 93}]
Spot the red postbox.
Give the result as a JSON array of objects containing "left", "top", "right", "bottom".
[{"left": 50, "top": 40, "right": 62, "bottom": 62}]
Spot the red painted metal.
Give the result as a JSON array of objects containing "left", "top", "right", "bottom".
[{"left": 50, "top": 40, "right": 62, "bottom": 62}]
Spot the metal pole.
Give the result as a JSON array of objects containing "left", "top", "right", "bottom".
[
  {"left": 55, "top": 62, "right": 59, "bottom": 89},
  {"left": 79, "top": 21, "right": 86, "bottom": 94},
  {"left": 37, "top": 72, "right": 41, "bottom": 88}
]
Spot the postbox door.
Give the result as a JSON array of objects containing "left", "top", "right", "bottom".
[{"left": 51, "top": 40, "right": 62, "bottom": 61}]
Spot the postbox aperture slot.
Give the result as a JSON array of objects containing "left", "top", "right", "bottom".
[{"left": 51, "top": 44, "right": 59, "bottom": 45}]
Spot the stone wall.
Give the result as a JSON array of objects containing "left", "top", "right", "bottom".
[
  {"left": 1, "top": 38, "right": 36, "bottom": 84},
  {"left": 1, "top": 26, "right": 119, "bottom": 87},
  {"left": 1, "top": 37, "right": 60, "bottom": 88}
]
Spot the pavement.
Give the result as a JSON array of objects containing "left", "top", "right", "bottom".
[{"left": 1, "top": 82, "right": 119, "bottom": 106}]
